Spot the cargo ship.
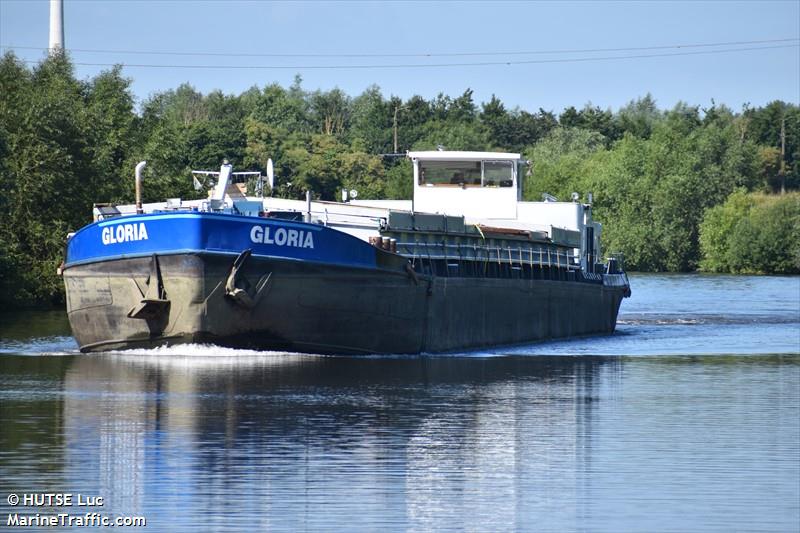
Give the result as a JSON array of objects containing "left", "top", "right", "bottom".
[{"left": 61, "top": 151, "right": 630, "bottom": 353}]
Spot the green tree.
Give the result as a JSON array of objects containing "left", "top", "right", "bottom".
[
  {"left": 248, "top": 82, "right": 310, "bottom": 134},
  {"left": 338, "top": 151, "right": 386, "bottom": 199},
  {"left": 699, "top": 189, "right": 754, "bottom": 272},
  {"left": 559, "top": 104, "right": 619, "bottom": 144},
  {"left": 309, "top": 88, "right": 350, "bottom": 136},
  {"left": 384, "top": 158, "right": 413, "bottom": 199},
  {"left": 616, "top": 93, "right": 661, "bottom": 139},
  {"left": 523, "top": 126, "right": 607, "bottom": 204},
  {"left": 349, "top": 85, "right": 392, "bottom": 154},
  {"left": 746, "top": 101, "right": 800, "bottom": 191},
  {"left": 449, "top": 89, "right": 478, "bottom": 123},
  {"left": 734, "top": 196, "right": 800, "bottom": 273},
  {"left": 413, "top": 120, "right": 490, "bottom": 151},
  {"left": 481, "top": 96, "right": 557, "bottom": 152},
  {"left": 0, "top": 52, "right": 139, "bottom": 305},
  {"left": 396, "top": 95, "right": 432, "bottom": 151},
  {"left": 481, "top": 95, "right": 511, "bottom": 148},
  {"left": 701, "top": 192, "right": 800, "bottom": 274},
  {"left": 84, "top": 67, "right": 136, "bottom": 203}
]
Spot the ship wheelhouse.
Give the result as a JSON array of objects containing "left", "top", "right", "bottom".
[{"left": 410, "top": 151, "right": 523, "bottom": 220}]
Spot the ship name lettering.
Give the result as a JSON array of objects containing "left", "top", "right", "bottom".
[
  {"left": 101, "top": 223, "right": 149, "bottom": 245},
  {"left": 250, "top": 225, "right": 314, "bottom": 249}
]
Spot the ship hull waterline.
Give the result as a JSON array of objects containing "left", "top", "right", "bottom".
[{"left": 63, "top": 252, "right": 626, "bottom": 354}]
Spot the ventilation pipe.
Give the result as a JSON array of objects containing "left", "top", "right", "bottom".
[
  {"left": 211, "top": 160, "right": 233, "bottom": 202},
  {"left": 135, "top": 161, "right": 147, "bottom": 214}
]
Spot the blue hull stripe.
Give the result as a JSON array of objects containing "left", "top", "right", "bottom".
[{"left": 66, "top": 212, "right": 378, "bottom": 270}]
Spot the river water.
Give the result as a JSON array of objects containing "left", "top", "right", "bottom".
[{"left": 0, "top": 274, "right": 798, "bottom": 532}]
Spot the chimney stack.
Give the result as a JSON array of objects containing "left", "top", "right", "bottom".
[{"left": 49, "top": 0, "right": 64, "bottom": 53}]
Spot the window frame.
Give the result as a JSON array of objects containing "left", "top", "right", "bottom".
[
  {"left": 417, "top": 159, "right": 516, "bottom": 188},
  {"left": 481, "top": 160, "right": 515, "bottom": 188}
]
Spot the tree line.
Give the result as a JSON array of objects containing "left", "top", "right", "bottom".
[{"left": 0, "top": 51, "right": 798, "bottom": 307}]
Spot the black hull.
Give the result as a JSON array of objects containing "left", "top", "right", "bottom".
[{"left": 64, "top": 253, "right": 627, "bottom": 354}]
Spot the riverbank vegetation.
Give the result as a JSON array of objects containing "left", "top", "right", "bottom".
[
  {"left": 699, "top": 191, "right": 800, "bottom": 274},
  {"left": 1, "top": 52, "right": 798, "bottom": 306}
]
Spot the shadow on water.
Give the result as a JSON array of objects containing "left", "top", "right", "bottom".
[
  {"left": 0, "top": 309, "right": 77, "bottom": 355},
  {"left": 0, "top": 309, "right": 71, "bottom": 339}
]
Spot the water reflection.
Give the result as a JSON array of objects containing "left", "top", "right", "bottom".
[
  {"left": 1, "top": 352, "right": 798, "bottom": 531},
  {"left": 50, "top": 354, "right": 618, "bottom": 531}
]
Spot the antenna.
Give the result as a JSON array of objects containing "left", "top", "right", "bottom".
[{"left": 49, "top": 0, "right": 64, "bottom": 54}]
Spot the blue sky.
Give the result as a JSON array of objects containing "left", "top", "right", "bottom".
[{"left": 1, "top": 0, "right": 798, "bottom": 113}]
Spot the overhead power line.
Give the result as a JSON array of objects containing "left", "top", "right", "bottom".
[
  {"left": 1, "top": 38, "right": 798, "bottom": 59},
  {"left": 11, "top": 43, "right": 799, "bottom": 71}
]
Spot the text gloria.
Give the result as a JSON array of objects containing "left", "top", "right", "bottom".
[
  {"left": 250, "top": 226, "right": 314, "bottom": 249},
  {"left": 101, "top": 223, "right": 148, "bottom": 245}
]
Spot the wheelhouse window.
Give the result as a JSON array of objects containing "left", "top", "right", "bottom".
[
  {"left": 483, "top": 161, "right": 514, "bottom": 187},
  {"left": 418, "top": 160, "right": 515, "bottom": 187},
  {"left": 419, "top": 160, "right": 481, "bottom": 186}
]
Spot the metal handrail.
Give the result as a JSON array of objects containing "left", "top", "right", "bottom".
[{"left": 400, "top": 241, "right": 580, "bottom": 270}]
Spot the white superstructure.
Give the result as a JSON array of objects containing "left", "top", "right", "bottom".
[
  {"left": 101, "top": 151, "right": 604, "bottom": 272},
  {"left": 405, "top": 151, "right": 602, "bottom": 271}
]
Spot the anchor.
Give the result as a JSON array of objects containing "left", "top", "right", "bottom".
[
  {"left": 128, "top": 255, "right": 170, "bottom": 320},
  {"left": 225, "top": 249, "right": 272, "bottom": 309}
]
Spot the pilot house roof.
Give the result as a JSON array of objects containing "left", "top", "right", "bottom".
[{"left": 407, "top": 151, "right": 522, "bottom": 161}]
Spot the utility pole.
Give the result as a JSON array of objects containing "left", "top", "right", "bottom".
[
  {"left": 393, "top": 104, "right": 400, "bottom": 154},
  {"left": 49, "top": 0, "right": 64, "bottom": 54},
  {"left": 779, "top": 112, "right": 786, "bottom": 195}
]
